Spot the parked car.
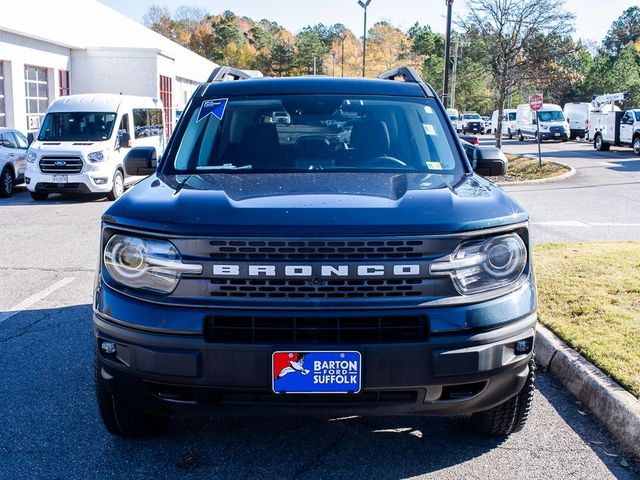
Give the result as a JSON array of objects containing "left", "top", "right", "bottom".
[
  {"left": 0, "top": 128, "right": 29, "bottom": 197},
  {"left": 491, "top": 109, "right": 517, "bottom": 139},
  {"left": 563, "top": 102, "right": 593, "bottom": 140},
  {"left": 93, "top": 66, "right": 536, "bottom": 439},
  {"left": 459, "top": 133, "right": 479, "bottom": 146},
  {"left": 460, "top": 112, "right": 484, "bottom": 134},
  {"left": 25, "top": 94, "right": 165, "bottom": 201},
  {"left": 516, "top": 103, "right": 569, "bottom": 142}
]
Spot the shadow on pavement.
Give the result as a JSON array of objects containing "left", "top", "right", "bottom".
[
  {"left": 0, "top": 187, "right": 111, "bottom": 206},
  {"left": 1, "top": 304, "right": 637, "bottom": 479}
]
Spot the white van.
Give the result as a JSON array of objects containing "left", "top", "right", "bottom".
[
  {"left": 516, "top": 103, "right": 569, "bottom": 142},
  {"left": 563, "top": 102, "right": 593, "bottom": 140},
  {"left": 491, "top": 109, "right": 517, "bottom": 138},
  {"left": 25, "top": 94, "right": 164, "bottom": 201},
  {"left": 446, "top": 108, "right": 459, "bottom": 129}
]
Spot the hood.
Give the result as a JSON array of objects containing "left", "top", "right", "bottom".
[
  {"left": 29, "top": 140, "right": 108, "bottom": 157},
  {"left": 104, "top": 173, "right": 528, "bottom": 235}
]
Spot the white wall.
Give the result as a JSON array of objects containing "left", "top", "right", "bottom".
[
  {"left": 0, "top": 30, "right": 70, "bottom": 133},
  {"left": 70, "top": 48, "right": 158, "bottom": 98}
]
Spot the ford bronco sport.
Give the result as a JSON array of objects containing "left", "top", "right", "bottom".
[{"left": 94, "top": 66, "right": 536, "bottom": 438}]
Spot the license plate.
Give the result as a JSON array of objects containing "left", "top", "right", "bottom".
[
  {"left": 272, "top": 351, "right": 361, "bottom": 394},
  {"left": 53, "top": 174, "right": 68, "bottom": 183},
  {"left": 554, "top": 133, "right": 561, "bottom": 137}
]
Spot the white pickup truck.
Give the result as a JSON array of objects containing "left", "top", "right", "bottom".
[{"left": 590, "top": 108, "right": 640, "bottom": 154}]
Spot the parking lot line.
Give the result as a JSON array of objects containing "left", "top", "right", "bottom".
[{"left": 0, "top": 277, "right": 76, "bottom": 326}]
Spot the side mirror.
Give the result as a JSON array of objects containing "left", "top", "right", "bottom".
[
  {"left": 118, "top": 131, "right": 131, "bottom": 149},
  {"left": 473, "top": 147, "right": 508, "bottom": 176},
  {"left": 27, "top": 132, "right": 34, "bottom": 145},
  {"left": 124, "top": 147, "right": 157, "bottom": 176}
]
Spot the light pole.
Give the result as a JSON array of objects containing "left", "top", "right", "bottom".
[
  {"left": 357, "top": 0, "right": 372, "bottom": 77},
  {"left": 339, "top": 32, "right": 347, "bottom": 77},
  {"left": 442, "top": 0, "right": 454, "bottom": 108}
]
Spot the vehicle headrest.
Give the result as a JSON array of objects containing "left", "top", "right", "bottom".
[{"left": 350, "top": 119, "right": 390, "bottom": 157}]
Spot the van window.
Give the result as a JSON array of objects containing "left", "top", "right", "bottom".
[
  {"left": 635, "top": 112, "right": 640, "bottom": 122},
  {"left": 508, "top": 112, "right": 516, "bottom": 121},
  {"left": 133, "top": 108, "right": 163, "bottom": 138},
  {"left": 537, "top": 111, "right": 565, "bottom": 122},
  {"left": 38, "top": 112, "right": 117, "bottom": 141},
  {"left": 118, "top": 114, "right": 130, "bottom": 136}
]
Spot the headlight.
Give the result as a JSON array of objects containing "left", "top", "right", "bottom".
[
  {"left": 27, "top": 150, "right": 38, "bottom": 163},
  {"left": 430, "top": 234, "right": 527, "bottom": 294},
  {"left": 88, "top": 151, "right": 105, "bottom": 162},
  {"left": 103, "top": 235, "right": 202, "bottom": 294}
]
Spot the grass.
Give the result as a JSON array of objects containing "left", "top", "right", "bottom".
[
  {"left": 492, "top": 154, "right": 571, "bottom": 183},
  {"left": 535, "top": 242, "right": 640, "bottom": 398}
]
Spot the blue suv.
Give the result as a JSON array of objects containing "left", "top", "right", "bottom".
[{"left": 93, "top": 67, "right": 536, "bottom": 438}]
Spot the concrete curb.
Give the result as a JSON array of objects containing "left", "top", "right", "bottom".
[
  {"left": 536, "top": 324, "right": 640, "bottom": 458},
  {"left": 496, "top": 158, "right": 576, "bottom": 186}
]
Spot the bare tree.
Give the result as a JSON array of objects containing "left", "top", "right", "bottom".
[{"left": 459, "top": 0, "right": 574, "bottom": 147}]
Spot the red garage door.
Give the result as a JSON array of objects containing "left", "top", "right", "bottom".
[{"left": 159, "top": 75, "right": 173, "bottom": 139}]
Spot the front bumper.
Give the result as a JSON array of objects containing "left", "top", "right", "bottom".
[
  {"left": 94, "top": 307, "right": 536, "bottom": 416},
  {"left": 25, "top": 169, "right": 114, "bottom": 194},
  {"left": 540, "top": 131, "right": 569, "bottom": 140}
]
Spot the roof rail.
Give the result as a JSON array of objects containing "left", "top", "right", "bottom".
[
  {"left": 207, "top": 66, "right": 253, "bottom": 83},
  {"left": 378, "top": 67, "right": 424, "bottom": 84}
]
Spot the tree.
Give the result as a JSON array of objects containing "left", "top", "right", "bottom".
[
  {"left": 603, "top": 6, "right": 640, "bottom": 55},
  {"left": 367, "top": 22, "right": 415, "bottom": 75},
  {"left": 460, "top": 0, "right": 574, "bottom": 147}
]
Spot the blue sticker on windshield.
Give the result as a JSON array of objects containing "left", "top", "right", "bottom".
[{"left": 197, "top": 98, "right": 228, "bottom": 122}]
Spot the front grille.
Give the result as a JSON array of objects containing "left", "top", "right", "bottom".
[
  {"left": 204, "top": 315, "right": 428, "bottom": 343},
  {"left": 39, "top": 157, "right": 83, "bottom": 174},
  {"left": 208, "top": 238, "right": 427, "bottom": 260},
  {"left": 210, "top": 278, "right": 424, "bottom": 299}
]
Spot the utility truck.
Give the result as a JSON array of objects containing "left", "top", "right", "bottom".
[{"left": 589, "top": 92, "right": 640, "bottom": 154}]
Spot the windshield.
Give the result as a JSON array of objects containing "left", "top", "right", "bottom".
[
  {"left": 171, "top": 95, "right": 464, "bottom": 176},
  {"left": 38, "top": 112, "right": 117, "bottom": 142},
  {"left": 537, "top": 111, "right": 565, "bottom": 122},
  {"left": 463, "top": 114, "right": 481, "bottom": 120}
]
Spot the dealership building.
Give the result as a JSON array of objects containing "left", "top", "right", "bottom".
[{"left": 0, "top": 0, "right": 218, "bottom": 136}]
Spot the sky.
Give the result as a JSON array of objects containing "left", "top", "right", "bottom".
[{"left": 100, "top": 0, "right": 636, "bottom": 45}]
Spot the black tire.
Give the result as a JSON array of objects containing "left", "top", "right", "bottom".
[
  {"left": 29, "top": 191, "right": 49, "bottom": 201},
  {"left": 470, "top": 358, "right": 536, "bottom": 436},
  {"left": 95, "top": 361, "right": 169, "bottom": 438},
  {"left": 107, "top": 169, "right": 124, "bottom": 201},
  {"left": 518, "top": 130, "right": 524, "bottom": 142},
  {"left": 508, "top": 129, "right": 513, "bottom": 140},
  {"left": 594, "top": 133, "right": 610, "bottom": 151},
  {"left": 633, "top": 137, "right": 640, "bottom": 156},
  {"left": 0, "top": 167, "right": 14, "bottom": 198}
]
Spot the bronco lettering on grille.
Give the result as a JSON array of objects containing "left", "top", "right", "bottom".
[{"left": 212, "top": 264, "right": 423, "bottom": 277}]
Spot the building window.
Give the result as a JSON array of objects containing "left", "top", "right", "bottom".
[
  {"left": 159, "top": 75, "right": 173, "bottom": 139},
  {"left": 25, "top": 65, "right": 49, "bottom": 132},
  {"left": 0, "top": 62, "right": 6, "bottom": 127},
  {"left": 59, "top": 70, "right": 70, "bottom": 97}
]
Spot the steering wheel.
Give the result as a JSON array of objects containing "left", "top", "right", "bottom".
[{"left": 360, "top": 156, "right": 408, "bottom": 169}]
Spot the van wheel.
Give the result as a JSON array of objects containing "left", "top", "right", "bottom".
[
  {"left": 594, "top": 134, "right": 610, "bottom": 151},
  {"left": 470, "top": 358, "right": 536, "bottom": 436},
  {"left": 0, "top": 168, "right": 14, "bottom": 198},
  {"left": 30, "top": 191, "right": 49, "bottom": 201},
  {"left": 518, "top": 131, "right": 524, "bottom": 142},
  {"left": 95, "top": 361, "right": 169, "bottom": 438},
  {"left": 508, "top": 129, "right": 513, "bottom": 140},
  {"left": 633, "top": 137, "right": 640, "bottom": 155},
  {"left": 107, "top": 170, "right": 124, "bottom": 201}
]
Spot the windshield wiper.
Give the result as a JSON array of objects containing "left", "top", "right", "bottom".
[{"left": 197, "top": 164, "right": 253, "bottom": 171}]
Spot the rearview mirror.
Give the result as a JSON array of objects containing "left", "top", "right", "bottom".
[
  {"left": 473, "top": 147, "right": 508, "bottom": 176},
  {"left": 124, "top": 147, "right": 157, "bottom": 176}
]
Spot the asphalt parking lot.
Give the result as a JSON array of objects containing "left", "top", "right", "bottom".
[{"left": 1, "top": 139, "right": 639, "bottom": 479}]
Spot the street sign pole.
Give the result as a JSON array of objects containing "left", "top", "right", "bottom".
[
  {"left": 529, "top": 94, "right": 544, "bottom": 168},
  {"left": 536, "top": 111, "right": 542, "bottom": 167}
]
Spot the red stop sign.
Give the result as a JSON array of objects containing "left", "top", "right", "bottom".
[{"left": 529, "top": 94, "right": 544, "bottom": 111}]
